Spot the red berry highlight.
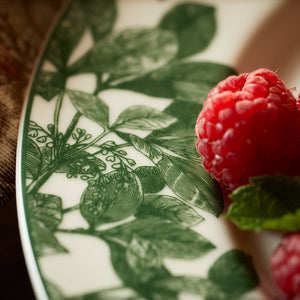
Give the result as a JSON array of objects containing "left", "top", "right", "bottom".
[{"left": 195, "top": 68, "right": 300, "bottom": 190}]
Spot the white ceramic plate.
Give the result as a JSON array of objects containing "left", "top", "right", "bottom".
[{"left": 17, "top": 1, "right": 296, "bottom": 299}]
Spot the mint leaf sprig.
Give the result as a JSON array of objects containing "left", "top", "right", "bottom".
[{"left": 226, "top": 174, "right": 300, "bottom": 232}]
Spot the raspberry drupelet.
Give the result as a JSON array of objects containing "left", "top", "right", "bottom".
[{"left": 195, "top": 68, "right": 300, "bottom": 190}]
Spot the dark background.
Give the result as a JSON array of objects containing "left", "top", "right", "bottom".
[{"left": 0, "top": 199, "right": 35, "bottom": 299}]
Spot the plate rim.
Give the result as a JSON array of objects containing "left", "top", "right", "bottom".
[{"left": 15, "top": 1, "right": 71, "bottom": 299}]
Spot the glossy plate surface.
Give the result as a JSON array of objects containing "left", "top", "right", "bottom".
[{"left": 17, "top": 0, "right": 294, "bottom": 299}]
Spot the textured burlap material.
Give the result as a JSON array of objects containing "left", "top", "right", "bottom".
[
  {"left": 0, "top": 0, "right": 62, "bottom": 207},
  {"left": 0, "top": 82, "right": 24, "bottom": 206},
  {"left": 0, "top": 1, "right": 62, "bottom": 298}
]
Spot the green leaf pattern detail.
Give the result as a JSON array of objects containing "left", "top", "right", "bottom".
[
  {"left": 126, "top": 235, "right": 164, "bottom": 283},
  {"left": 80, "top": 171, "right": 143, "bottom": 227},
  {"left": 159, "top": 3, "right": 216, "bottom": 58},
  {"left": 67, "top": 90, "right": 109, "bottom": 127},
  {"left": 135, "top": 194, "right": 204, "bottom": 226},
  {"left": 69, "top": 28, "right": 178, "bottom": 80},
  {"left": 116, "top": 61, "right": 236, "bottom": 104},
  {"left": 79, "top": 0, "right": 116, "bottom": 41},
  {"left": 101, "top": 218, "right": 215, "bottom": 259},
  {"left": 22, "top": 1, "right": 258, "bottom": 299},
  {"left": 112, "top": 105, "right": 177, "bottom": 131},
  {"left": 45, "top": 0, "right": 86, "bottom": 69},
  {"left": 128, "top": 134, "right": 162, "bottom": 163},
  {"left": 28, "top": 193, "right": 63, "bottom": 231}
]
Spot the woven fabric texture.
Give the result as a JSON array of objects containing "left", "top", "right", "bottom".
[
  {"left": 0, "top": 1, "right": 62, "bottom": 298},
  {"left": 0, "top": 0, "right": 62, "bottom": 206}
]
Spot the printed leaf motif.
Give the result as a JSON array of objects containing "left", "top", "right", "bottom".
[
  {"left": 227, "top": 175, "right": 300, "bottom": 231},
  {"left": 25, "top": 138, "right": 42, "bottom": 180},
  {"left": 135, "top": 194, "right": 204, "bottom": 227},
  {"left": 157, "top": 155, "right": 199, "bottom": 206},
  {"left": 148, "top": 290, "right": 179, "bottom": 300},
  {"left": 171, "top": 156, "right": 224, "bottom": 214},
  {"left": 67, "top": 90, "right": 109, "bottom": 127},
  {"left": 38, "top": 0, "right": 117, "bottom": 91},
  {"left": 208, "top": 249, "right": 259, "bottom": 299},
  {"left": 69, "top": 28, "right": 177, "bottom": 79},
  {"left": 34, "top": 71, "right": 65, "bottom": 101},
  {"left": 30, "top": 220, "right": 67, "bottom": 257},
  {"left": 157, "top": 155, "right": 223, "bottom": 216},
  {"left": 102, "top": 218, "right": 215, "bottom": 259},
  {"left": 163, "top": 100, "right": 203, "bottom": 131},
  {"left": 80, "top": 171, "right": 143, "bottom": 227},
  {"left": 149, "top": 125, "right": 195, "bottom": 141},
  {"left": 116, "top": 62, "right": 236, "bottom": 103},
  {"left": 151, "top": 276, "right": 226, "bottom": 299},
  {"left": 159, "top": 3, "right": 216, "bottom": 58},
  {"left": 79, "top": 0, "right": 116, "bottom": 41},
  {"left": 45, "top": 0, "right": 85, "bottom": 69},
  {"left": 28, "top": 193, "right": 63, "bottom": 231},
  {"left": 128, "top": 134, "right": 162, "bottom": 163},
  {"left": 108, "top": 242, "right": 172, "bottom": 295},
  {"left": 55, "top": 151, "right": 106, "bottom": 177},
  {"left": 126, "top": 235, "right": 164, "bottom": 283},
  {"left": 44, "top": 281, "right": 65, "bottom": 300},
  {"left": 134, "top": 166, "right": 165, "bottom": 193},
  {"left": 112, "top": 105, "right": 176, "bottom": 131},
  {"left": 150, "top": 135, "right": 198, "bottom": 160},
  {"left": 67, "top": 287, "right": 141, "bottom": 300}
]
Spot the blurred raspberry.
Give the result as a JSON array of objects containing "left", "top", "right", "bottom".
[
  {"left": 270, "top": 233, "right": 300, "bottom": 299},
  {"left": 195, "top": 68, "right": 300, "bottom": 190}
]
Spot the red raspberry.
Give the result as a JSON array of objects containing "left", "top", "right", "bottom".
[
  {"left": 270, "top": 233, "right": 300, "bottom": 298},
  {"left": 195, "top": 68, "right": 300, "bottom": 190}
]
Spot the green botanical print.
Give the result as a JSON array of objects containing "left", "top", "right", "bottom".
[{"left": 22, "top": 0, "right": 259, "bottom": 299}]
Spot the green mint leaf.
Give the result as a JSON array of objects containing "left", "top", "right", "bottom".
[{"left": 226, "top": 174, "right": 300, "bottom": 231}]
